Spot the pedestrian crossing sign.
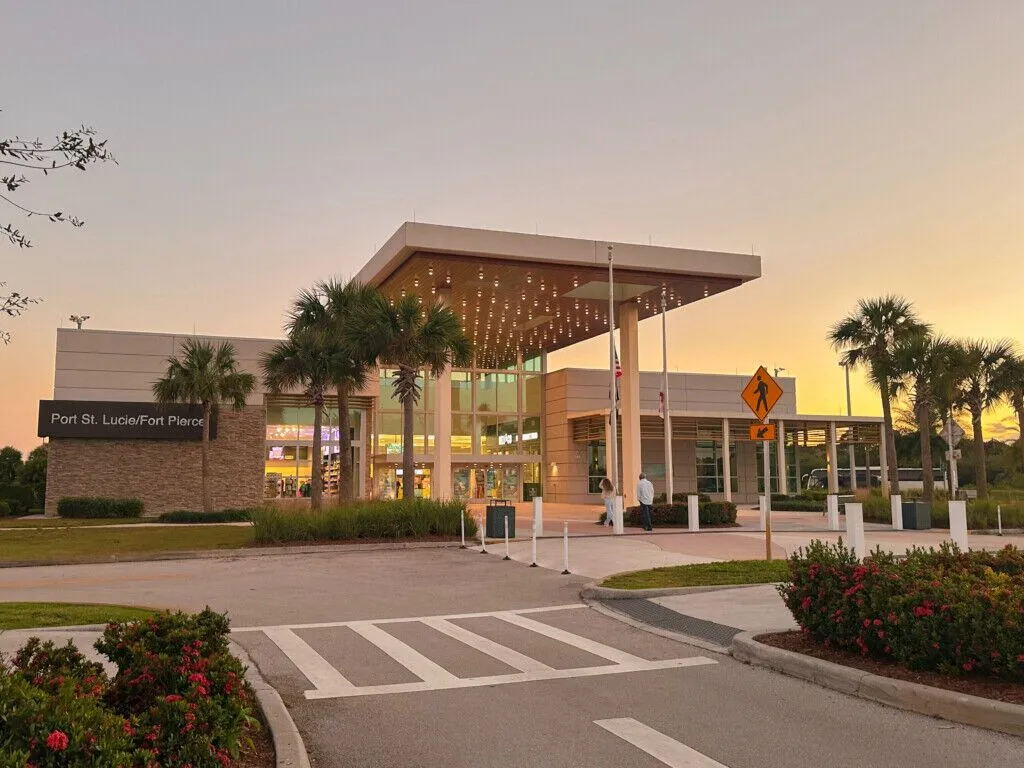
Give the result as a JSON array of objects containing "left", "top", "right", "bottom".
[{"left": 741, "top": 366, "right": 783, "bottom": 421}]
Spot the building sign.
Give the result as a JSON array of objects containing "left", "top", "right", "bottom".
[{"left": 38, "top": 400, "right": 217, "bottom": 440}]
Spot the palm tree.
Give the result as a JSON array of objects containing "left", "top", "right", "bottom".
[
  {"left": 261, "top": 328, "right": 339, "bottom": 511},
  {"left": 995, "top": 352, "right": 1024, "bottom": 473},
  {"left": 828, "top": 296, "right": 929, "bottom": 494},
  {"left": 153, "top": 338, "right": 256, "bottom": 512},
  {"left": 348, "top": 293, "right": 472, "bottom": 499},
  {"left": 952, "top": 339, "right": 1016, "bottom": 499},
  {"left": 892, "top": 333, "right": 955, "bottom": 502},
  {"left": 290, "top": 280, "right": 377, "bottom": 502}
]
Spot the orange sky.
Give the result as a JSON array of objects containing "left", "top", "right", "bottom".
[{"left": 2, "top": 2, "right": 1022, "bottom": 452}]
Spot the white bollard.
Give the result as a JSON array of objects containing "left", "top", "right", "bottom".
[
  {"left": 845, "top": 502, "right": 866, "bottom": 560},
  {"left": 998, "top": 504, "right": 1003, "bottom": 536},
  {"left": 503, "top": 515, "right": 511, "bottom": 560},
  {"left": 758, "top": 496, "right": 767, "bottom": 532},
  {"left": 890, "top": 494, "right": 903, "bottom": 531},
  {"left": 460, "top": 510, "right": 466, "bottom": 548},
  {"left": 687, "top": 494, "right": 700, "bottom": 532},
  {"left": 532, "top": 496, "right": 544, "bottom": 536},
  {"left": 479, "top": 514, "right": 486, "bottom": 553},
  {"left": 561, "top": 521, "right": 570, "bottom": 574},
  {"left": 530, "top": 522, "right": 538, "bottom": 567},
  {"left": 826, "top": 494, "right": 840, "bottom": 531},
  {"left": 949, "top": 500, "right": 969, "bottom": 551},
  {"left": 613, "top": 496, "right": 625, "bottom": 535}
]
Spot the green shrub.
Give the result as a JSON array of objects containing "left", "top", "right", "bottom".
[
  {"left": 771, "top": 497, "right": 825, "bottom": 512},
  {"left": 157, "top": 508, "right": 254, "bottom": 524},
  {"left": 10, "top": 637, "right": 108, "bottom": 697},
  {"left": 779, "top": 540, "right": 1024, "bottom": 681},
  {"left": 251, "top": 498, "right": 477, "bottom": 544},
  {"left": 654, "top": 492, "right": 712, "bottom": 504},
  {"left": 621, "top": 501, "right": 737, "bottom": 527},
  {"left": 57, "top": 497, "right": 144, "bottom": 519},
  {"left": 0, "top": 499, "right": 12, "bottom": 518},
  {"left": 0, "top": 483, "right": 36, "bottom": 516}
]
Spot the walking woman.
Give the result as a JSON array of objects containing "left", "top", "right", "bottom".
[{"left": 600, "top": 477, "right": 616, "bottom": 527}]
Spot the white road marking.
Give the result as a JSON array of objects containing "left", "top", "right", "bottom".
[
  {"left": 243, "top": 606, "right": 718, "bottom": 700},
  {"left": 595, "top": 718, "right": 729, "bottom": 767},
  {"left": 420, "top": 617, "right": 554, "bottom": 673},
  {"left": 263, "top": 627, "right": 355, "bottom": 695},
  {"left": 495, "top": 611, "right": 647, "bottom": 665},
  {"left": 232, "top": 603, "right": 585, "bottom": 633},
  {"left": 348, "top": 621, "right": 459, "bottom": 685},
  {"left": 306, "top": 657, "right": 716, "bottom": 699}
]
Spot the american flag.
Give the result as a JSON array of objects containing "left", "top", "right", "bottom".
[{"left": 614, "top": 346, "right": 622, "bottom": 380}]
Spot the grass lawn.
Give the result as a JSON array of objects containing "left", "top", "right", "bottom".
[
  {"left": 0, "top": 517, "right": 152, "bottom": 529},
  {"left": 602, "top": 559, "right": 790, "bottom": 590},
  {"left": 0, "top": 525, "right": 254, "bottom": 565},
  {"left": 0, "top": 602, "right": 159, "bottom": 630}
]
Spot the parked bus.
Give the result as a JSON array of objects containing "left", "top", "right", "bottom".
[{"left": 802, "top": 467, "right": 945, "bottom": 492}]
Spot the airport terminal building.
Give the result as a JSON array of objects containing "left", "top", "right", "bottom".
[{"left": 39, "top": 223, "right": 884, "bottom": 514}]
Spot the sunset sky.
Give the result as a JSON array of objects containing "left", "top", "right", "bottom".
[{"left": 2, "top": 1, "right": 1022, "bottom": 452}]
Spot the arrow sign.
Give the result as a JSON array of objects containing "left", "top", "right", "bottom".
[{"left": 749, "top": 423, "right": 776, "bottom": 441}]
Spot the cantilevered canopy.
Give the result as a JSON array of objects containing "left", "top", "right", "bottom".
[{"left": 354, "top": 223, "right": 761, "bottom": 368}]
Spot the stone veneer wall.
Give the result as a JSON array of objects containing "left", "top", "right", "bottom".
[{"left": 45, "top": 405, "right": 266, "bottom": 516}]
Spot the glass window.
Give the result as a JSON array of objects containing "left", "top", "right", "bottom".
[
  {"left": 587, "top": 440, "right": 606, "bottom": 494},
  {"left": 523, "top": 374, "right": 542, "bottom": 414},
  {"left": 696, "top": 440, "right": 738, "bottom": 493},
  {"left": 522, "top": 463, "right": 542, "bottom": 500},
  {"left": 476, "top": 373, "right": 517, "bottom": 412},
  {"left": 377, "top": 412, "right": 403, "bottom": 455},
  {"left": 379, "top": 369, "right": 401, "bottom": 410},
  {"left": 478, "top": 415, "right": 518, "bottom": 455},
  {"left": 521, "top": 416, "right": 541, "bottom": 455},
  {"left": 452, "top": 415, "right": 473, "bottom": 454},
  {"left": 523, "top": 355, "right": 542, "bottom": 372},
  {"left": 451, "top": 372, "right": 472, "bottom": 411}
]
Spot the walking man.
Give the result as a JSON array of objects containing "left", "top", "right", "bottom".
[{"left": 636, "top": 472, "right": 655, "bottom": 532}]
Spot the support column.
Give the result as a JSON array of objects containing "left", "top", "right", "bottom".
[
  {"left": 433, "top": 289, "right": 453, "bottom": 500},
  {"left": 793, "top": 428, "right": 801, "bottom": 493},
  {"left": 721, "top": 418, "right": 732, "bottom": 502},
  {"left": 828, "top": 421, "right": 839, "bottom": 494},
  {"left": 776, "top": 419, "right": 787, "bottom": 495},
  {"left": 879, "top": 423, "right": 890, "bottom": 496},
  {"left": 619, "top": 303, "right": 642, "bottom": 505},
  {"left": 848, "top": 438, "right": 858, "bottom": 491}
]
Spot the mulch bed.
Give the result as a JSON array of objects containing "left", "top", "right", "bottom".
[
  {"left": 237, "top": 719, "right": 275, "bottom": 768},
  {"left": 758, "top": 631, "right": 1024, "bottom": 706}
]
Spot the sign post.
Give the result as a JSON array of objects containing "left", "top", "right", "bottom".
[{"left": 741, "top": 367, "right": 784, "bottom": 561}]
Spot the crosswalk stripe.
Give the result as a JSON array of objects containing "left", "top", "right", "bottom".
[
  {"left": 595, "top": 718, "right": 729, "bottom": 767},
  {"left": 263, "top": 628, "right": 356, "bottom": 695},
  {"left": 495, "top": 611, "right": 647, "bottom": 665},
  {"left": 348, "top": 621, "right": 459, "bottom": 685},
  {"left": 420, "top": 617, "right": 555, "bottom": 673}
]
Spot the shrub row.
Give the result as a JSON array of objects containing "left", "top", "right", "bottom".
[
  {"left": 780, "top": 540, "right": 1024, "bottom": 681},
  {"left": 618, "top": 501, "right": 738, "bottom": 527},
  {"left": 770, "top": 498, "right": 826, "bottom": 512},
  {"left": 0, "top": 483, "right": 37, "bottom": 516},
  {"left": 57, "top": 497, "right": 144, "bottom": 519},
  {"left": 252, "top": 498, "right": 477, "bottom": 544},
  {"left": 856, "top": 490, "right": 1024, "bottom": 530},
  {"left": 157, "top": 509, "right": 255, "bottom": 524},
  {"left": 653, "top": 492, "right": 712, "bottom": 504},
  {"left": 0, "top": 608, "right": 255, "bottom": 767}
]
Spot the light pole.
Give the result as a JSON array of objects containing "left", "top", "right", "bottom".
[
  {"left": 69, "top": 314, "right": 90, "bottom": 330},
  {"left": 844, "top": 363, "right": 857, "bottom": 490},
  {"left": 660, "top": 287, "right": 673, "bottom": 502},
  {"left": 773, "top": 367, "right": 786, "bottom": 378}
]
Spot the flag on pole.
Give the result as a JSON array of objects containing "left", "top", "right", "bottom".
[
  {"left": 608, "top": 343, "right": 622, "bottom": 422},
  {"left": 658, "top": 391, "right": 665, "bottom": 419}
]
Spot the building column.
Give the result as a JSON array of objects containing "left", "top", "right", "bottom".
[
  {"left": 827, "top": 421, "right": 839, "bottom": 494},
  {"left": 776, "top": 419, "right": 787, "bottom": 495},
  {"left": 793, "top": 428, "right": 801, "bottom": 493},
  {"left": 721, "top": 418, "right": 732, "bottom": 502},
  {"left": 879, "top": 422, "right": 890, "bottom": 496},
  {"left": 848, "top": 436, "right": 858, "bottom": 491},
  {"left": 618, "top": 303, "right": 642, "bottom": 505},
  {"left": 433, "top": 289, "right": 453, "bottom": 500}
]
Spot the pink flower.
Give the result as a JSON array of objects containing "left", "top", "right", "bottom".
[
  {"left": 46, "top": 731, "right": 69, "bottom": 751},
  {"left": 165, "top": 694, "right": 183, "bottom": 703},
  {"left": 800, "top": 596, "right": 812, "bottom": 610}
]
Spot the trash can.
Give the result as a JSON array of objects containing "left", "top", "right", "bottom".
[
  {"left": 902, "top": 500, "right": 932, "bottom": 530},
  {"left": 485, "top": 499, "right": 516, "bottom": 538}
]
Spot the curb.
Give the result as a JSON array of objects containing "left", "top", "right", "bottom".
[
  {"left": 731, "top": 631, "right": 1024, "bottom": 738},
  {"left": 584, "top": 597, "right": 732, "bottom": 655},
  {"left": 580, "top": 582, "right": 767, "bottom": 601},
  {"left": 230, "top": 640, "right": 311, "bottom": 768},
  {"left": 0, "top": 539, "right": 462, "bottom": 570}
]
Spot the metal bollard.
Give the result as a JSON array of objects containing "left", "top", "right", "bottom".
[
  {"left": 503, "top": 516, "right": 511, "bottom": 560},
  {"left": 561, "top": 521, "right": 570, "bottom": 575},
  {"left": 998, "top": 505, "right": 1003, "bottom": 536},
  {"left": 479, "top": 515, "right": 486, "bottom": 554},
  {"left": 530, "top": 522, "right": 538, "bottom": 567},
  {"left": 460, "top": 510, "right": 466, "bottom": 549}
]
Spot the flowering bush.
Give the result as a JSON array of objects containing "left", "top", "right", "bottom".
[
  {"left": 0, "top": 608, "right": 257, "bottom": 767},
  {"left": 780, "top": 540, "right": 1024, "bottom": 681}
]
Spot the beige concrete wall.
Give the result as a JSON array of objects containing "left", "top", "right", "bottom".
[{"left": 45, "top": 406, "right": 267, "bottom": 515}]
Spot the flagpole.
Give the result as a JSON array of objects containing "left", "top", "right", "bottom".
[
  {"left": 661, "top": 288, "right": 673, "bottom": 502},
  {"left": 607, "top": 245, "right": 620, "bottom": 509}
]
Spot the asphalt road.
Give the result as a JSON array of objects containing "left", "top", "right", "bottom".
[{"left": 1, "top": 547, "right": 1019, "bottom": 767}]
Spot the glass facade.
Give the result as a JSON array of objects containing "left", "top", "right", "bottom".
[{"left": 696, "top": 439, "right": 738, "bottom": 494}]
